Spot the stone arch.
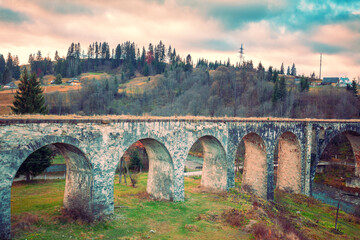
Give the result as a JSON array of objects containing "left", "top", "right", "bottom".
[
  {"left": 241, "top": 133, "right": 267, "bottom": 199},
  {"left": 119, "top": 138, "right": 175, "bottom": 200},
  {"left": 276, "top": 132, "right": 302, "bottom": 193},
  {"left": 3, "top": 139, "right": 93, "bottom": 239},
  {"left": 319, "top": 130, "right": 360, "bottom": 179},
  {"left": 188, "top": 135, "right": 227, "bottom": 191},
  {"left": 18, "top": 141, "right": 93, "bottom": 214}
]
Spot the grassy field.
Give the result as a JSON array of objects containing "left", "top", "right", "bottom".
[
  {"left": 10, "top": 174, "right": 360, "bottom": 240},
  {"left": 118, "top": 74, "right": 162, "bottom": 95}
]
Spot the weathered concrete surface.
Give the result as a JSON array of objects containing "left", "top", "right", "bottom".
[
  {"left": 1, "top": 116, "right": 360, "bottom": 239},
  {"left": 277, "top": 132, "right": 302, "bottom": 193}
]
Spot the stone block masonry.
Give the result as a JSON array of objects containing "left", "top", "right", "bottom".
[{"left": 1, "top": 116, "right": 360, "bottom": 239}]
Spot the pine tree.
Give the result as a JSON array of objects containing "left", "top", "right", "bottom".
[
  {"left": 267, "top": 66, "right": 273, "bottom": 81},
  {"left": 291, "top": 63, "right": 296, "bottom": 76},
  {"left": 278, "top": 76, "right": 287, "bottom": 100},
  {"left": 300, "top": 77, "right": 309, "bottom": 92},
  {"left": 11, "top": 69, "right": 48, "bottom": 114},
  {"left": 280, "top": 63, "right": 284, "bottom": 74},
  {"left": 272, "top": 80, "right": 279, "bottom": 103},
  {"left": 287, "top": 66, "right": 291, "bottom": 75},
  {"left": 55, "top": 74, "right": 62, "bottom": 84},
  {"left": 351, "top": 80, "right": 357, "bottom": 96},
  {"left": 54, "top": 50, "right": 60, "bottom": 61},
  {"left": 0, "top": 54, "right": 5, "bottom": 84},
  {"left": 272, "top": 70, "right": 279, "bottom": 83}
]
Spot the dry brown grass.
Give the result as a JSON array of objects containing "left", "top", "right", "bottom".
[
  {"left": 0, "top": 84, "right": 81, "bottom": 114},
  {"left": 118, "top": 74, "right": 161, "bottom": 95}
]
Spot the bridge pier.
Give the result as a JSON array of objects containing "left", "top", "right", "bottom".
[{"left": 0, "top": 185, "right": 11, "bottom": 239}]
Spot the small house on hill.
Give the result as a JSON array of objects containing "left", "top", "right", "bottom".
[
  {"left": 3, "top": 82, "right": 17, "bottom": 89},
  {"left": 338, "top": 77, "right": 351, "bottom": 87},
  {"left": 70, "top": 80, "right": 81, "bottom": 86},
  {"left": 322, "top": 77, "right": 339, "bottom": 86}
]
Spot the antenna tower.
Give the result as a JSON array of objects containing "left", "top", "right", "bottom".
[
  {"left": 319, "top": 53, "right": 322, "bottom": 79},
  {"left": 239, "top": 44, "right": 244, "bottom": 66}
]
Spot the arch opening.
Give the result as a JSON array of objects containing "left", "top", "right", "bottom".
[
  {"left": 115, "top": 138, "right": 174, "bottom": 201},
  {"left": 11, "top": 142, "right": 93, "bottom": 236},
  {"left": 313, "top": 131, "right": 360, "bottom": 214},
  {"left": 241, "top": 133, "right": 267, "bottom": 199},
  {"left": 184, "top": 136, "right": 227, "bottom": 192},
  {"left": 275, "top": 132, "right": 302, "bottom": 194}
]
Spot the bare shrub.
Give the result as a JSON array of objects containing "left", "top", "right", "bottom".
[
  {"left": 129, "top": 173, "right": 138, "bottom": 187},
  {"left": 57, "top": 206, "right": 94, "bottom": 224},
  {"left": 197, "top": 212, "right": 220, "bottom": 222},
  {"left": 184, "top": 224, "right": 199, "bottom": 232},
  {"left": 12, "top": 213, "right": 39, "bottom": 231},
  {"left": 282, "top": 187, "right": 294, "bottom": 194},
  {"left": 291, "top": 193, "right": 321, "bottom": 207},
  {"left": 222, "top": 208, "right": 246, "bottom": 227},
  {"left": 56, "top": 195, "right": 94, "bottom": 223},
  {"left": 252, "top": 222, "right": 276, "bottom": 239},
  {"left": 241, "top": 184, "right": 254, "bottom": 194}
]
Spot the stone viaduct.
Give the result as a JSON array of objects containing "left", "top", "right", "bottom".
[{"left": 1, "top": 116, "right": 360, "bottom": 239}]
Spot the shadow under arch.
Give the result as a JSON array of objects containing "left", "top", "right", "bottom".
[
  {"left": 241, "top": 133, "right": 267, "bottom": 199},
  {"left": 131, "top": 138, "right": 175, "bottom": 201},
  {"left": 13, "top": 142, "right": 94, "bottom": 220},
  {"left": 276, "top": 132, "right": 302, "bottom": 193}
]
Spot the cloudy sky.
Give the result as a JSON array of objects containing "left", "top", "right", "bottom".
[{"left": 0, "top": 0, "right": 359, "bottom": 79}]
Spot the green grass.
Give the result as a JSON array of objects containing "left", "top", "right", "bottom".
[
  {"left": 10, "top": 174, "right": 360, "bottom": 240},
  {"left": 274, "top": 191, "right": 360, "bottom": 239}
]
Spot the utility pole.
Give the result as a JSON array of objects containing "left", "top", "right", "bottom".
[{"left": 319, "top": 53, "right": 322, "bottom": 80}]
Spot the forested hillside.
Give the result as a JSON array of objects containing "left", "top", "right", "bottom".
[
  {"left": 2, "top": 41, "right": 359, "bottom": 118},
  {"left": 45, "top": 64, "right": 359, "bottom": 119}
]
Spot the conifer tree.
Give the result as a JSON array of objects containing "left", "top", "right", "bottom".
[
  {"left": 351, "top": 80, "right": 357, "bottom": 96},
  {"left": 278, "top": 76, "right": 287, "bottom": 99},
  {"left": 0, "top": 54, "right": 5, "bottom": 84},
  {"left": 291, "top": 63, "right": 296, "bottom": 76},
  {"left": 11, "top": 69, "right": 47, "bottom": 114},
  {"left": 300, "top": 77, "right": 309, "bottom": 92}
]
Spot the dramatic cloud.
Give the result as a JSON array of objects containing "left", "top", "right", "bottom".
[
  {"left": 0, "top": 7, "right": 28, "bottom": 23},
  {"left": 0, "top": 0, "right": 359, "bottom": 78}
]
